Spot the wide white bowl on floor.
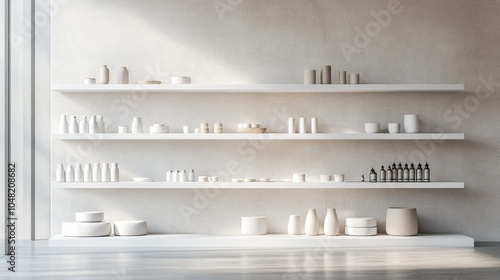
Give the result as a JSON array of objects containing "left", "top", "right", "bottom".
[
  {"left": 345, "top": 226, "right": 377, "bottom": 236},
  {"left": 62, "top": 221, "right": 111, "bottom": 237},
  {"left": 114, "top": 221, "right": 148, "bottom": 236},
  {"left": 75, "top": 211, "right": 104, "bottom": 222},
  {"left": 345, "top": 217, "right": 377, "bottom": 228},
  {"left": 241, "top": 216, "right": 267, "bottom": 235}
]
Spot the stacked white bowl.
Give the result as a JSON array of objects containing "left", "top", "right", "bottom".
[
  {"left": 62, "top": 211, "right": 111, "bottom": 237},
  {"left": 345, "top": 217, "right": 377, "bottom": 236}
]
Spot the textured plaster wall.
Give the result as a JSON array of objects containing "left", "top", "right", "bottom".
[{"left": 49, "top": 0, "right": 500, "bottom": 241}]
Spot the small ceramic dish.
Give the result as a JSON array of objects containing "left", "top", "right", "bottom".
[
  {"left": 133, "top": 177, "right": 154, "bottom": 182},
  {"left": 259, "top": 178, "right": 270, "bottom": 182},
  {"left": 236, "top": 127, "right": 267, "bottom": 133},
  {"left": 244, "top": 177, "right": 256, "bottom": 182},
  {"left": 138, "top": 80, "right": 161, "bottom": 84},
  {"left": 231, "top": 178, "right": 242, "bottom": 183}
]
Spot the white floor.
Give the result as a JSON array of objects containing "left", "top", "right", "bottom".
[{"left": 2, "top": 241, "right": 500, "bottom": 279}]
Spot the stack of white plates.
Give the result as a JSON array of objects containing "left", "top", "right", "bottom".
[{"left": 345, "top": 217, "right": 377, "bottom": 236}]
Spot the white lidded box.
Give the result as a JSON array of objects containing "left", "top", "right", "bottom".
[
  {"left": 114, "top": 221, "right": 148, "bottom": 236},
  {"left": 241, "top": 216, "right": 267, "bottom": 235},
  {"left": 75, "top": 211, "right": 104, "bottom": 222},
  {"left": 62, "top": 221, "right": 111, "bottom": 237}
]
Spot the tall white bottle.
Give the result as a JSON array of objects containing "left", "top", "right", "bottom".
[
  {"left": 79, "top": 116, "right": 88, "bottom": 134},
  {"left": 101, "top": 163, "right": 110, "bottom": 182},
  {"left": 96, "top": 115, "right": 105, "bottom": 133},
  {"left": 92, "top": 163, "right": 101, "bottom": 182},
  {"left": 88, "top": 116, "right": 97, "bottom": 134},
  {"left": 56, "top": 164, "right": 65, "bottom": 182},
  {"left": 117, "top": 67, "right": 129, "bottom": 84},
  {"left": 65, "top": 165, "right": 75, "bottom": 182},
  {"left": 188, "top": 169, "right": 195, "bottom": 182},
  {"left": 324, "top": 208, "right": 340, "bottom": 236},
  {"left": 74, "top": 163, "right": 83, "bottom": 182},
  {"left": 180, "top": 170, "right": 187, "bottom": 182},
  {"left": 305, "top": 209, "right": 319, "bottom": 236},
  {"left": 68, "top": 116, "right": 78, "bottom": 134},
  {"left": 98, "top": 65, "right": 109, "bottom": 84},
  {"left": 131, "top": 117, "right": 143, "bottom": 133},
  {"left": 83, "top": 164, "right": 92, "bottom": 182},
  {"left": 59, "top": 114, "right": 68, "bottom": 133},
  {"left": 110, "top": 163, "right": 119, "bottom": 182},
  {"left": 166, "top": 170, "right": 173, "bottom": 182}
]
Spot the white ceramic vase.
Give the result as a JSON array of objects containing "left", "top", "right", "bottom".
[
  {"left": 287, "top": 215, "right": 301, "bottom": 235},
  {"left": 98, "top": 65, "right": 109, "bottom": 84},
  {"left": 65, "top": 165, "right": 74, "bottom": 182},
  {"left": 68, "top": 116, "right": 78, "bottom": 134},
  {"left": 88, "top": 116, "right": 97, "bottom": 134},
  {"left": 110, "top": 163, "right": 119, "bottom": 182},
  {"left": 305, "top": 209, "right": 319, "bottom": 236},
  {"left": 92, "top": 163, "right": 101, "bottom": 182},
  {"left": 56, "top": 164, "right": 65, "bottom": 182},
  {"left": 96, "top": 115, "right": 105, "bottom": 133},
  {"left": 324, "top": 208, "right": 339, "bottom": 236},
  {"left": 79, "top": 116, "right": 88, "bottom": 134},
  {"left": 386, "top": 207, "right": 418, "bottom": 236},
  {"left": 83, "top": 164, "right": 92, "bottom": 182},
  {"left": 117, "top": 67, "right": 129, "bottom": 84},
  {"left": 404, "top": 114, "right": 419, "bottom": 133},
  {"left": 59, "top": 114, "right": 68, "bottom": 133},
  {"left": 74, "top": 163, "right": 83, "bottom": 182},
  {"left": 101, "top": 163, "right": 110, "bottom": 182},
  {"left": 131, "top": 117, "right": 143, "bottom": 133}
]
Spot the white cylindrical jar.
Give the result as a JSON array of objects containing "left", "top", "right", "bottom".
[
  {"left": 166, "top": 170, "right": 173, "bottom": 182},
  {"left": 117, "top": 67, "right": 129, "bottom": 84},
  {"left": 131, "top": 117, "right": 143, "bottom": 134},
  {"left": 74, "top": 164, "right": 83, "bottom": 182},
  {"left": 83, "top": 164, "right": 92, "bottom": 182},
  {"left": 287, "top": 215, "right": 301, "bottom": 235},
  {"left": 404, "top": 114, "right": 419, "bottom": 133},
  {"left": 299, "top": 118, "right": 306, "bottom": 134},
  {"left": 59, "top": 114, "right": 68, "bottom": 133},
  {"left": 305, "top": 209, "right": 319, "bottom": 236},
  {"left": 92, "top": 163, "right": 101, "bottom": 182},
  {"left": 56, "top": 164, "right": 65, "bottom": 182},
  {"left": 311, "top": 118, "right": 318, "bottom": 134},
  {"left": 98, "top": 65, "right": 109, "bottom": 84},
  {"left": 110, "top": 163, "right": 119, "bottom": 182},
  {"left": 101, "top": 163, "right": 110, "bottom": 182},
  {"left": 304, "top": 70, "right": 316, "bottom": 84},
  {"left": 339, "top": 71, "right": 347, "bottom": 84},
  {"left": 65, "top": 165, "right": 75, "bottom": 182},
  {"left": 288, "top": 117, "right": 295, "bottom": 134}
]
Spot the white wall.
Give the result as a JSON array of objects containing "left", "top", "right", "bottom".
[{"left": 48, "top": 0, "right": 500, "bottom": 241}]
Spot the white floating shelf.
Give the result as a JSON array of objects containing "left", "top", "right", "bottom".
[
  {"left": 52, "top": 181, "right": 464, "bottom": 189},
  {"left": 49, "top": 233, "right": 474, "bottom": 249},
  {"left": 52, "top": 133, "right": 465, "bottom": 141},
  {"left": 52, "top": 84, "right": 465, "bottom": 93}
]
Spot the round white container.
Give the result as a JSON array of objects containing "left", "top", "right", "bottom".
[
  {"left": 118, "top": 125, "right": 129, "bottom": 134},
  {"left": 84, "top": 78, "right": 96, "bottom": 84},
  {"left": 404, "top": 114, "right": 419, "bottom": 133},
  {"left": 114, "top": 221, "right": 148, "bottom": 236},
  {"left": 241, "top": 216, "right": 267, "bottom": 235},
  {"left": 75, "top": 211, "right": 104, "bottom": 222},
  {"left": 171, "top": 76, "right": 191, "bottom": 84},
  {"left": 62, "top": 221, "right": 111, "bottom": 237},
  {"left": 365, "top": 123, "right": 380, "bottom": 134},
  {"left": 345, "top": 217, "right": 377, "bottom": 228},
  {"left": 320, "top": 175, "right": 332, "bottom": 182},
  {"left": 334, "top": 174, "right": 345, "bottom": 182},
  {"left": 386, "top": 207, "right": 418, "bottom": 236},
  {"left": 287, "top": 215, "right": 301, "bottom": 235},
  {"left": 345, "top": 226, "right": 377, "bottom": 236},
  {"left": 149, "top": 124, "right": 169, "bottom": 134},
  {"left": 293, "top": 173, "right": 306, "bottom": 182},
  {"left": 388, "top": 123, "right": 400, "bottom": 134}
]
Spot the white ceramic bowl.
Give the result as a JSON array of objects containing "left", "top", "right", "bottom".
[
  {"left": 150, "top": 124, "right": 169, "bottom": 134},
  {"left": 75, "top": 211, "right": 104, "bottom": 222},
  {"left": 345, "top": 226, "right": 377, "bottom": 236},
  {"left": 114, "top": 221, "right": 148, "bottom": 236},
  {"left": 138, "top": 80, "right": 161, "bottom": 84},
  {"left": 388, "top": 123, "right": 400, "bottom": 134},
  {"left": 259, "top": 178, "right": 270, "bottom": 182},
  {"left": 320, "top": 175, "right": 332, "bottom": 182},
  {"left": 345, "top": 217, "right": 377, "bottom": 228},
  {"left": 334, "top": 174, "right": 345, "bottom": 182},
  {"left": 241, "top": 216, "right": 267, "bottom": 235},
  {"left": 62, "top": 221, "right": 111, "bottom": 237},
  {"left": 231, "top": 178, "right": 242, "bottom": 183},
  {"left": 365, "top": 123, "right": 380, "bottom": 134},
  {"left": 171, "top": 76, "right": 191, "bottom": 84}
]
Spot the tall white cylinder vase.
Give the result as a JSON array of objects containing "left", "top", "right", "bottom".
[
  {"left": 98, "top": 65, "right": 109, "bottom": 84},
  {"left": 287, "top": 215, "right": 301, "bottom": 235},
  {"left": 117, "top": 67, "right": 129, "bottom": 84},
  {"left": 305, "top": 209, "right": 319, "bottom": 236},
  {"left": 304, "top": 70, "right": 316, "bottom": 84},
  {"left": 386, "top": 207, "right": 418, "bottom": 236},
  {"left": 324, "top": 208, "right": 339, "bottom": 236},
  {"left": 404, "top": 114, "right": 419, "bottom": 133}
]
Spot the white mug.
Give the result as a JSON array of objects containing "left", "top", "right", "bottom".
[
  {"left": 320, "top": 175, "right": 332, "bottom": 182},
  {"left": 388, "top": 123, "right": 400, "bottom": 134},
  {"left": 118, "top": 125, "right": 129, "bottom": 134},
  {"left": 404, "top": 114, "right": 419, "bottom": 133}
]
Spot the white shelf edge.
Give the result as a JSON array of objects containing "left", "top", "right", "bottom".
[
  {"left": 51, "top": 181, "right": 465, "bottom": 189},
  {"left": 49, "top": 233, "right": 474, "bottom": 248},
  {"left": 52, "top": 133, "right": 465, "bottom": 141},
  {"left": 52, "top": 84, "right": 465, "bottom": 93}
]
